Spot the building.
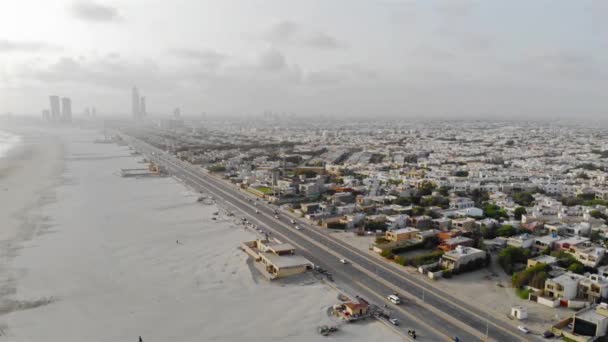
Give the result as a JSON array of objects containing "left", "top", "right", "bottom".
[
  {"left": 42, "top": 109, "right": 50, "bottom": 121},
  {"left": 385, "top": 227, "right": 420, "bottom": 242},
  {"left": 449, "top": 196, "right": 475, "bottom": 209},
  {"left": 341, "top": 298, "right": 370, "bottom": 319},
  {"left": 131, "top": 86, "right": 140, "bottom": 119},
  {"left": 61, "top": 97, "right": 72, "bottom": 122},
  {"left": 439, "top": 236, "right": 473, "bottom": 251},
  {"left": 140, "top": 96, "right": 146, "bottom": 117},
  {"left": 240, "top": 239, "right": 312, "bottom": 280},
  {"left": 527, "top": 255, "right": 557, "bottom": 269},
  {"left": 49, "top": 95, "right": 61, "bottom": 120},
  {"left": 572, "top": 303, "right": 608, "bottom": 339},
  {"left": 545, "top": 273, "right": 585, "bottom": 300},
  {"left": 440, "top": 246, "right": 486, "bottom": 271},
  {"left": 578, "top": 274, "right": 608, "bottom": 303},
  {"left": 568, "top": 246, "right": 606, "bottom": 268},
  {"left": 507, "top": 233, "right": 535, "bottom": 249},
  {"left": 451, "top": 217, "right": 476, "bottom": 231},
  {"left": 533, "top": 234, "right": 562, "bottom": 252}
]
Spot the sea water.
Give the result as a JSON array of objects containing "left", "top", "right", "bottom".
[{"left": 0, "top": 129, "right": 21, "bottom": 159}]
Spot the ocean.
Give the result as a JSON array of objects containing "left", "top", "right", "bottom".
[{"left": 0, "top": 129, "right": 21, "bottom": 159}]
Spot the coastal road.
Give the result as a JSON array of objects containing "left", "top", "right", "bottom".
[{"left": 124, "top": 134, "right": 530, "bottom": 342}]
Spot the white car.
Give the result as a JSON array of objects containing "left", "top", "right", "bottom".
[
  {"left": 339, "top": 259, "right": 348, "bottom": 264},
  {"left": 388, "top": 318, "right": 399, "bottom": 325},
  {"left": 517, "top": 326, "right": 529, "bottom": 334},
  {"left": 255, "top": 210, "right": 260, "bottom": 214},
  {"left": 387, "top": 294, "right": 401, "bottom": 304},
  {"left": 295, "top": 225, "right": 301, "bottom": 230}
]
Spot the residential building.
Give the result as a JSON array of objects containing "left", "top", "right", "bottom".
[
  {"left": 385, "top": 227, "right": 420, "bottom": 242},
  {"left": 571, "top": 303, "right": 608, "bottom": 338},
  {"left": 568, "top": 246, "right": 605, "bottom": 268},
  {"left": 578, "top": 275, "right": 608, "bottom": 302},
  {"left": 507, "top": 233, "right": 535, "bottom": 249},
  {"left": 544, "top": 273, "right": 585, "bottom": 300},
  {"left": 527, "top": 255, "right": 557, "bottom": 269},
  {"left": 240, "top": 239, "right": 312, "bottom": 280},
  {"left": 439, "top": 236, "right": 473, "bottom": 251},
  {"left": 440, "top": 246, "right": 486, "bottom": 271}
]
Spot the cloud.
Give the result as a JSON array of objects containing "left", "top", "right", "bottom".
[
  {"left": 169, "top": 48, "right": 227, "bottom": 69},
  {"left": 71, "top": 1, "right": 121, "bottom": 22},
  {"left": 263, "top": 21, "right": 298, "bottom": 44},
  {"left": 305, "top": 33, "right": 343, "bottom": 50},
  {"left": 257, "top": 49, "right": 287, "bottom": 72},
  {"left": 512, "top": 50, "right": 605, "bottom": 81},
  {"left": 262, "top": 21, "right": 343, "bottom": 50},
  {"left": 0, "top": 39, "right": 62, "bottom": 52}
]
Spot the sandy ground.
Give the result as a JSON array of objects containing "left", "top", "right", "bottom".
[
  {"left": 332, "top": 230, "right": 570, "bottom": 334},
  {"left": 0, "top": 126, "right": 399, "bottom": 342}
]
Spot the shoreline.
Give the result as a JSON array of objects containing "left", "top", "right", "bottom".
[{"left": 0, "top": 127, "right": 399, "bottom": 342}]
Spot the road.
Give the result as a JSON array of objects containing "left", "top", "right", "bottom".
[{"left": 124, "top": 134, "right": 530, "bottom": 342}]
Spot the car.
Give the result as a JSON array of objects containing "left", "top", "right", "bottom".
[
  {"left": 387, "top": 294, "right": 401, "bottom": 304},
  {"left": 542, "top": 330, "right": 555, "bottom": 338},
  {"left": 274, "top": 215, "right": 279, "bottom": 219},
  {"left": 517, "top": 325, "right": 530, "bottom": 334},
  {"left": 295, "top": 225, "right": 301, "bottom": 230},
  {"left": 339, "top": 259, "right": 348, "bottom": 264},
  {"left": 290, "top": 219, "right": 296, "bottom": 224},
  {"left": 255, "top": 210, "right": 260, "bottom": 214},
  {"left": 388, "top": 318, "right": 399, "bottom": 325}
]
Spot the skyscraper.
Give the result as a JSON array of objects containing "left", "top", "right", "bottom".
[
  {"left": 140, "top": 96, "right": 146, "bottom": 117},
  {"left": 132, "top": 86, "right": 140, "bottom": 119},
  {"left": 61, "top": 97, "right": 72, "bottom": 122},
  {"left": 49, "top": 95, "right": 61, "bottom": 121}
]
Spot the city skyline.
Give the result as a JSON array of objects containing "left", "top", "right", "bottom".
[{"left": 1, "top": 0, "right": 606, "bottom": 119}]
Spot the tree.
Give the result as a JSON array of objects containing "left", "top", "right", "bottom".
[
  {"left": 512, "top": 191, "right": 535, "bottom": 206},
  {"left": 436, "top": 186, "right": 450, "bottom": 196},
  {"left": 470, "top": 188, "right": 489, "bottom": 207},
  {"left": 497, "top": 224, "right": 517, "bottom": 237},
  {"left": 514, "top": 207, "right": 527, "bottom": 220},
  {"left": 484, "top": 203, "right": 509, "bottom": 220},
  {"left": 480, "top": 225, "right": 497, "bottom": 239},
  {"left": 395, "top": 196, "right": 412, "bottom": 206},
  {"left": 207, "top": 164, "right": 226, "bottom": 172},
  {"left": 568, "top": 262, "right": 585, "bottom": 275},
  {"left": 454, "top": 170, "right": 469, "bottom": 177},
  {"left": 418, "top": 182, "right": 437, "bottom": 196}
]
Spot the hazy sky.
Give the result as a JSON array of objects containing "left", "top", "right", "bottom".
[{"left": 1, "top": 0, "right": 606, "bottom": 118}]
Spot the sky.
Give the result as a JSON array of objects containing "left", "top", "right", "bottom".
[{"left": 0, "top": 0, "right": 606, "bottom": 118}]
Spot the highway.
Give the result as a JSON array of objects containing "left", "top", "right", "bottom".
[{"left": 124, "top": 134, "right": 529, "bottom": 342}]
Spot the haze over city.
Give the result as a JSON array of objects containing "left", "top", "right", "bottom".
[
  {"left": 1, "top": 0, "right": 607, "bottom": 119},
  {"left": 3, "top": 2, "right": 608, "bottom": 342}
]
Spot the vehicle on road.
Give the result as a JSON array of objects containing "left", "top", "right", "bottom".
[
  {"left": 274, "top": 215, "right": 279, "bottom": 219},
  {"left": 255, "top": 210, "right": 260, "bottom": 214},
  {"left": 542, "top": 331, "right": 554, "bottom": 338},
  {"left": 388, "top": 318, "right": 399, "bottom": 325},
  {"left": 290, "top": 219, "right": 296, "bottom": 224},
  {"left": 339, "top": 259, "right": 348, "bottom": 264},
  {"left": 295, "top": 225, "right": 301, "bottom": 230},
  {"left": 407, "top": 330, "right": 417, "bottom": 339},
  {"left": 387, "top": 294, "right": 401, "bottom": 304},
  {"left": 517, "top": 326, "right": 529, "bottom": 334}
]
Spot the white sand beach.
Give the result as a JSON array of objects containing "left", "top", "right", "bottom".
[{"left": 0, "top": 126, "right": 399, "bottom": 342}]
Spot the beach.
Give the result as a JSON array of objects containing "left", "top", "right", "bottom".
[{"left": 0, "top": 125, "right": 399, "bottom": 342}]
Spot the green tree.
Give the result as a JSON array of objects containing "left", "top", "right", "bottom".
[
  {"left": 568, "top": 262, "right": 585, "bottom": 274},
  {"left": 497, "top": 224, "right": 517, "bottom": 237},
  {"left": 513, "top": 191, "right": 535, "bottom": 206},
  {"left": 514, "top": 207, "right": 527, "bottom": 220},
  {"left": 395, "top": 196, "right": 412, "bottom": 206}
]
